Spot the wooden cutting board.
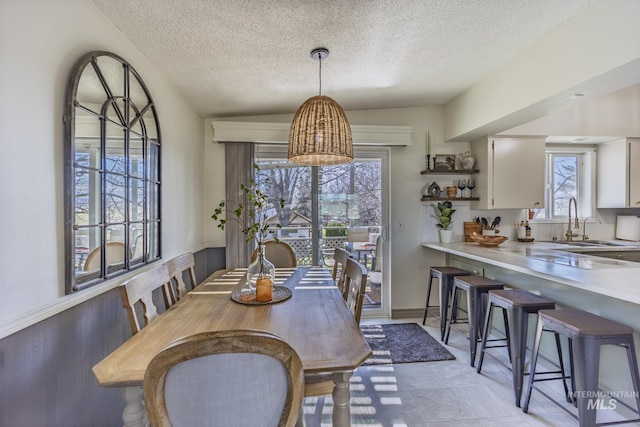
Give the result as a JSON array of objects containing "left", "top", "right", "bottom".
[{"left": 464, "top": 222, "right": 482, "bottom": 242}]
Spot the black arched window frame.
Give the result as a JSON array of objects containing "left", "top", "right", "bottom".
[{"left": 64, "top": 51, "right": 162, "bottom": 293}]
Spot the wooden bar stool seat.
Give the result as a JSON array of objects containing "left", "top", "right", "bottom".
[
  {"left": 444, "top": 276, "right": 504, "bottom": 366},
  {"left": 523, "top": 308, "right": 640, "bottom": 426},
  {"left": 422, "top": 266, "right": 471, "bottom": 341},
  {"left": 477, "top": 289, "right": 560, "bottom": 407}
]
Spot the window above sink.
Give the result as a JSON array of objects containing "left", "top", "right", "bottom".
[{"left": 529, "top": 145, "right": 595, "bottom": 222}]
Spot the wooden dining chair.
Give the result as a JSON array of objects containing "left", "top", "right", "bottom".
[
  {"left": 251, "top": 240, "right": 297, "bottom": 268},
  {"left": 119, "top": 264, "right": 174, "bottom": 336},
  {"left": 143, "top": 330, "right": 304, "bottom": 427},
  {"left": 164, "top": 253, "right": 198, "bottom": 303},
  {"left": 332, "top": 247, "right": 351, "bottom": 300},
  {"left": 343, "top": 258, "right": 369, "bottom": 324},
  {"left": 302, "top": 258, "right": 369, "bottom": 401}
]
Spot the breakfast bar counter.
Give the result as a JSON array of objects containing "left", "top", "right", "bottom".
[
  {"left": 422, "top": 240, "right": 640, "bottom": 331},
  {"left": 423, "top": 239, "right": 640, "bottom": 419}
]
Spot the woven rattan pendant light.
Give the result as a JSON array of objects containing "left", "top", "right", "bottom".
[{"left": 288, "top": 48, "right": 353, "bottom": 166}]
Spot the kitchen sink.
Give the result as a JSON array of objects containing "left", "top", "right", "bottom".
[
  {"left": 486, "top": 244, "right": 640, "bottom": 268},
  {"left": 582, "top": 240, "right": 638, "bottom": 246},
  {"left": 541, "top": 240, "right": 639, "bottom": 247},
  {"left": 528, "top": 253, "right": 633, "bottom": 268},
  {"left": 540, "top": 240, "right": 602, "bottom": 247}
]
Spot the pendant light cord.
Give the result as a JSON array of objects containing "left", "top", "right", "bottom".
[{"left": 318, "top": 55, "right": 322, "bottom": 96}]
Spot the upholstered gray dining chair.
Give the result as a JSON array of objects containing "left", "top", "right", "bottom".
[{"left": 143, "top": 330, "right": 304, "bottom": 427}]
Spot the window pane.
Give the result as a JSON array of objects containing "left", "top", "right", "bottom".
[
  {"left": 107, "top": 224, "right": 126, "bottom": 243},
  {"left": 257, "top": 162, "right": 313, "bottom": 265},
  {"left": 76, "top": 225, "right": 102, "bottom": 276},
  {"left": 74, "top": 227, "right": 91, "bottom": 273},
  {"left": 552, "top": 156, "right": 578, "bottom": 217},
  {"left": 96, "top": 55, "right": 125, "bottom": 99},
  {"left": 129, "top": 73, "right": 149, "bottom": 113},
  {"left": 144, "top": 109, "right": 159, "bottom": 140},
  {"left": 321, "top": 161, "right": 382, "bottom": 228},
  {"left": 129, "top": 178, "right": 145, "bottom": 221},
  {"left": 75, "top": 112, "right": 100, "bottom": 153},
  {"left": 106, "top": 245, "right": 127, "bottom": 274},
  {"left": 74, "top": 150, "right": 92, "bottom": 169},
  {"left": 149, "top": 221, "right": 161, "bottom": 260},
  {"left": 149, "top": 183, "right": 161, "bottom": 220},
  {"left": 75, "top": 168, "right": 101, "bottom": 226},
  {"left": 105, "top": 121, "right": 126, "bottom": 170},
  {"left": 130, "top": 224, "right": 145, "bottom": 264},
  {"left": 105, "top": 172, "right": 126, "bottom": 224},
  {"left": 149, "top": 142, "right": 160, "bottom": 182},
  {"left": 76, "top": 63, "right": 105, "bottom": 112},
  {"left": 130, "top": 135, "right": 145, "bottom": 177}
]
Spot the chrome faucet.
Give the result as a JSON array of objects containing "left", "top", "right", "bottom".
[
  {"left": 565, "top": 197, "right": 580, "bottom": 241},
  {"left": 582, "top": 216, "right": 602, "bottom": 241}
]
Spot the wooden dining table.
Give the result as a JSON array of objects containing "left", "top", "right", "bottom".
[{"left": 93, "top": 267, "right": 372, "bottom": 427}]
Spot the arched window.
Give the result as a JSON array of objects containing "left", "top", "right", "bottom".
[{"left": 64, "top": 51, "right": 161, "bottom": 293}]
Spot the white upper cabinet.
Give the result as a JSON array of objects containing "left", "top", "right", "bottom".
[
  {"left": 470, "top": 136, "right": 545, "bottom": 209},
  {"left": 597, "top": 138, "right": 640, "bottom": 208}
]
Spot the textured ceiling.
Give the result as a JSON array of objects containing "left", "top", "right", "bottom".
[{"left": 92, "top": 0, "right": 596, "bottom": 118}]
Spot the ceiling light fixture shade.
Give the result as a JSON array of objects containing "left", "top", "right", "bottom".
[{"left": 288, "top": 48, "right": 353, "bottom": 166}]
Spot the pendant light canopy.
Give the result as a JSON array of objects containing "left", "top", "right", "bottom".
[{"left": 288, "top": 48, "right": 353, "bottom": 166}]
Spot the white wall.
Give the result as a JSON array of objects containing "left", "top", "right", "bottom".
[{"left": 0, "top": 0, "right": 205, "bottom": 331}]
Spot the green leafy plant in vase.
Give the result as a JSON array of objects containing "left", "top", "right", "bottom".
[
  {"left": 435, "top": 201, "right": 455, "bottom": 243},
  {"left": 211, "top": 164, "right": 285, "bottom": 300}
]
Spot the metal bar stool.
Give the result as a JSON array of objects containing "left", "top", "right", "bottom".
[
  {"left": 523, "top": 308, "right": 640, "bottom": 427},
  {"left": 444, "top": 275, "right": 504, "bottom": 366},
  {"left": 476, "top": 289, "right": 560, "bottom": 407},
  {"left": 422, "top": 266, "right": 471, "bottom": 341}
]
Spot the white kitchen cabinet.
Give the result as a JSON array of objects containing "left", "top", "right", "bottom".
[
  {"left": 469, "top": 136, "right": 545, "bottom": 209},
  {"left": 597, "top": 138, "right": 640, "bottom": 208}
]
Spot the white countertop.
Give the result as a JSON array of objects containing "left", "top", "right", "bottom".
[{"left": 422, "top": 240, "right": 640, "bottom": 305}]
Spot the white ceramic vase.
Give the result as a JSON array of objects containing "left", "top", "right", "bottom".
[
  {"left": 460, "top": 155, "right": 475, "bottom": 170},
  {"left": 439, "top": 229, "right": 453, "bottom": 243}
]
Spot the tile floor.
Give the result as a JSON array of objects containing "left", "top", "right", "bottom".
[{"left": 301, "top": 317, "right": 640, "bottom": 427}]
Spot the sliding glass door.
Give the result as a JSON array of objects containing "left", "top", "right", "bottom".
[{"left": 255, "top": 145, "right": 389, "bottom": 317}]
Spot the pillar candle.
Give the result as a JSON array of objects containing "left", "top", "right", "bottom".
[
  {"left": 426, "top": 131, "right": 430, "bottom": 155},
  {"left": 256, "top": 276, "right": 273, "bottom": 302}
]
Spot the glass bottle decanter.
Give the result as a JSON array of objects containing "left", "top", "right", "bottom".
[{"left": 246, "top": 243, "right": 275, "bottom": 302}]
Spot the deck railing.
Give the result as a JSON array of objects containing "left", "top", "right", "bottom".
[{"left": 279, "top": 235, "right": 347, "bottom": 266}]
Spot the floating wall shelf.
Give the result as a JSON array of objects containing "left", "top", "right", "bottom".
[
  {"left": 421, "top": 169, "right": 479, "bottom": 175},
  {"left": 421, "top": 197, "right": 480, "bottom": 202}
]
